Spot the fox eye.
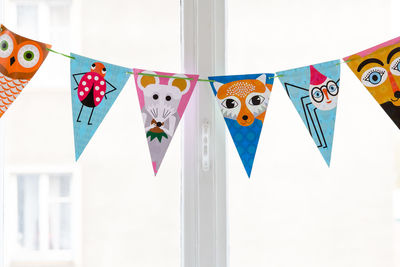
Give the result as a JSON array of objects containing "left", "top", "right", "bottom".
[
  {"left": 249, "top": 95, "right": 265, "bottom": 106},
  {"left": 221, "top": 98, "right": 238, "bottom": 109}
]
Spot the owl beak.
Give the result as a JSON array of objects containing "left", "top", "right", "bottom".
[{"left": 10, "top": 56, "right": 15, "bottom": 66}]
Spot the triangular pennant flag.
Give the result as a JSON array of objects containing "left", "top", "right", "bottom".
[
  {"left": 209, "top": 74, "right": 274, "bottom": 177},
  {"left": 344, "top": 37, "right": 400, "bottom": 129},
  {"left": 134, "top": 69, "right": 199, "bottom": 175},
  {"left": 70, "top": 53, "right": 130, "bottom": 160},
  {"left": 0, "top": 24, "right": 51, "bottom": 117},
  {"left": 277, "top": 60, "right": 340, "bottom": 166}
]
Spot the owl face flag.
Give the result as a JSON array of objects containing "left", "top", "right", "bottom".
[
  {"left": 344, "top": 37, "right": 400, "bottom": 129},
  {"left": 134, "top": 69, "right": 199, "bottom": 175},
  {"left": 71, "top": 53, "right": 130, "bottom": 160},
  {"left": 0, "top": 24, "right": 51, "bottom": 117},
  {"left": 209, "top": 74, "right": 274, "bottom": 177},
  {"left": 277, "top": 60, "right": 340, "bottom": 166}
]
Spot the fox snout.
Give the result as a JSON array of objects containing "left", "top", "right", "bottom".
[{"left": 237, "top": 112, "right": 254, "bottom": 126}]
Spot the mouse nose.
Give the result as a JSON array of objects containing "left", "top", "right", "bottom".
[
  {"left": 395, "top": 91, "right": 400, "bottom": 99},
  {"left": 156, "top": 122, "right": 162, "bottom": 127},
  {"left": 242, "top": 115, "right": 248, "bottom": 120}
]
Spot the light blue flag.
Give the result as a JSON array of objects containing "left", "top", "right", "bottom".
[
  {"left": 277, "top": 60, "right": 340, "bottom": 166},
  {"left": 209, "top": 74, "right": 274, "bottom": 177},
  {"left": 70, "top": 53, "right": 130, "bottom": 160}
]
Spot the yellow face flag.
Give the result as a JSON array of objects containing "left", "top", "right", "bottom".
[{"left": 344, "top": 37, "right": 400, "bottom": 129}]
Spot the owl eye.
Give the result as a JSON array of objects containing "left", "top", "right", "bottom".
[
  {"left": 248, "top": 95, "right": 265, "bottom": 106},
  {"left": 326, "top": 80, "right": 338, "bottom": 96},
  {"left": 390, "top": 56, "right": 400, "bottom": 76},
  {"left": 221, "top": 98, "right": 238, "bottom": 109},
  {"left": 91, "top": 63, "right": 96, "bottom": 70},
  {"left": 311, "top": 87, "right": 324, "bottom": 103},
  {"left": 0, "top": 34, "right": 14, "bottom": 58},
  {"left": 361, "top": 67, "right": 387, "bottom": 87},
  {"left": 102, "top": 67, "right": 106, "bottom": 75},
  {"left": 17, "top": 44, "right": 40, "bottom": 68}
]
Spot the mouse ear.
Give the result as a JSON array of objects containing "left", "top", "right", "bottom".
[
  {"left": 137, "top": 71, "right": 160, "bottom": 91},
  {"left": 212, "top": 81, "right": 224, "bottom": 92},
  {"left": 256, "top": 74, "right": 266, "bottom": 84},
  {"left": 168, "top": 74, "right": 190, "bottom": 94}
]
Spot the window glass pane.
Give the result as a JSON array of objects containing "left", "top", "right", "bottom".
[
  {"left": 17, "top": 175, "right": 40, "bottom": 251},
  {"left": 49, "top": 174, "right": 71, "bottom": 198},
  {"left": 4, "top": 0, "right": 181, "bottom": 266},
  {"left": 49, "top": 202, "right": 71, "bottom": 250},
  {"left": 227, "top": 1, "right": 399, "bottom": 267}
]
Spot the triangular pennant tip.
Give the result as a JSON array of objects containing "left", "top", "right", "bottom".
[
  {"left": 0, "top": 24, "right": 51, "bottom": 117},
  {"left": 209, "top": 73, "right": 274, "bottom": 178},
  {"left": 70, "top": 53, "right": 130, "bottom": 161},
  {"left": 277, "top": 59, "right": 340, "bottom": 167},
  {"left": 134, "top": 69, "right": 199, "bottom": 175},
  {"left": 344, "top": 36, "right": 400, "bottom": 129}
]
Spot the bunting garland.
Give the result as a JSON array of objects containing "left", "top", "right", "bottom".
[
  {"left": 70, "top": 53, "right": 130, "bottom": 160},
  {"left": 134, "top": 69, "right": 199, "bottom": 175},
  {"left": 344, "top": 37, "right": 400, "bottom": 129},
  {"left": 1, "top": 23, "right": 399, "bottom": 177},
  {"left": 277, "top": 60, "right": 340, "bottom": 166},
  {"left": 209, "top": 74, "right": 274, "bottom": 177},
  {"left": 0, "top": 25, "right": 51, "bottom": 117}
]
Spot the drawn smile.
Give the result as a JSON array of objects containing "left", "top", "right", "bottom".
[
  {"left": 391, "top": 98, "right": 399, "bottom": 102},
  {"left": 326, "top": 100, "right": 332, "bottom": 104}
]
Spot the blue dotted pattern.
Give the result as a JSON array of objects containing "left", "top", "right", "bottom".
[{"left": 225, "top": 118, "right": 263, "bottom": 177}]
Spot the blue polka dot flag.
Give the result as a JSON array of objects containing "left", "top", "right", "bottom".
[
  {"left": 70, "top": 53, "right": 130, "bottom": 160},
  {"left": 209, "top": 73, "right": 274, "bottom": 178},
  {"left": 276, "top": 60, "right": 340, "bottom": 166}
]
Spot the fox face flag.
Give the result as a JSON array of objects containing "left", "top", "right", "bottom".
[
  {"left": 71, "top": 53, "right": 130, "bottom": 160},
  {"left": 344, "top": 37, "right": 400, "bottom": 129},
  {"left": 277, "top": 60, "right": 340, "bottom": 166},
  {"left": 134, "top": 69, "right": 199, "bottom": 175},
  {"left": 209, "top": 74, "right": 274, "bottom": 177},
  {"left": 0, "top": 24, "right": 51, "bottom": 117}
]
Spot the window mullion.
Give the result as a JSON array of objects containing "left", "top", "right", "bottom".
[
  {"left": 181, "top": 0, "right": 227, "bottom": 267},
  {"left": 38, "top": 174, "right": 49, "bottom": 252}
]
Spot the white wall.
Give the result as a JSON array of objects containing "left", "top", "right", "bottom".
[{"left": 227, "top": 0, "right": 400, "bottom": 267}]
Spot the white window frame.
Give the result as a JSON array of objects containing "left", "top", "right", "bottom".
[
  {"left": 3, "top": 165, "right": 81, "bottom": 266},
  {"left": 181, "top": 0, "right": 228, "bottom": 267}
]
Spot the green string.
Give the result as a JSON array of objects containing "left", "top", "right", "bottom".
[
  {"left": 46, "top": 48, "right": 75, "bottom": 59},
  {"left": 48, "top": 48, "right": 286, "bottom": 81},
  {"left": 128, "top": 71, "right": 283, "bottom": 81}
]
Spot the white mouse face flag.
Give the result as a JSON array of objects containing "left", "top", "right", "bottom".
[{"left": 134, "top": 69, "right": 199, "bottom": 175}]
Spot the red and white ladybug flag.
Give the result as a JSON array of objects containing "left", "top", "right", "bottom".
[
  {"left": 70, "top": 53, "right": 130, "bottom": 160},
  {"left": 134, "top": 69, "right": 199, "bottom": 175}
]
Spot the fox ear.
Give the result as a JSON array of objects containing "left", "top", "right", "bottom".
[
  {"left": 213, "top": 81, "right": 224, "bottom": 92},
  {"left": 256, "top": 74, "right": 266, "bottom": 84}
]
